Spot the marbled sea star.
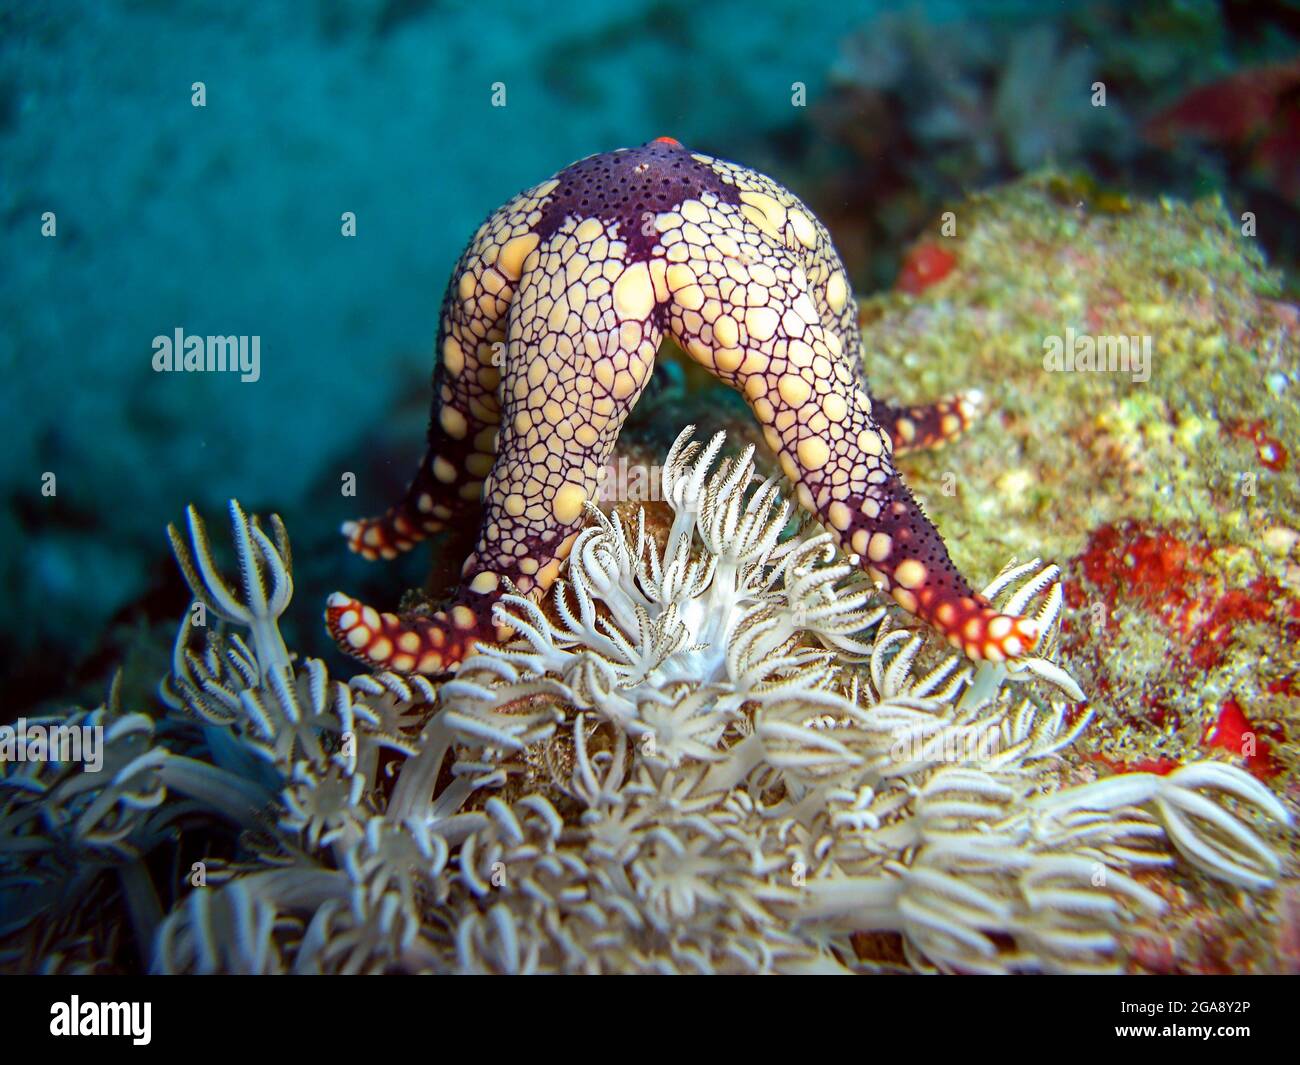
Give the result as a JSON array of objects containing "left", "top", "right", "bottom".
[{"left": 327, "top": 139, "right": 1039, "bottom": 673}]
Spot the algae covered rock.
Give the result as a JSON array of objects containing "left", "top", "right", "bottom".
[{"left": 851, "top": 172, "right": 1298, "bottom": 971}]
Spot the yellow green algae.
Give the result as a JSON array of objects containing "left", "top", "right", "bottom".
[{"left": 850, "top": 172, "right": 1299, "bottom": 972}]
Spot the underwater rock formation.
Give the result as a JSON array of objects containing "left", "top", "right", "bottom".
[{"left": 844, "top": 172, "right": 1300, "bottom": 970}]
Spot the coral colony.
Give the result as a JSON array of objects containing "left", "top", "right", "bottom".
[
  {"left": 4, "top": 430, "right": 1289, "bottom": 973},
  {"left": 2, "top": 145, "right": 1293, "bottom": 975}
]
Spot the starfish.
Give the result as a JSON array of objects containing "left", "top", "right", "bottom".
[{"left": 327, "top": 139, "right": 1039, "bottom": 674}]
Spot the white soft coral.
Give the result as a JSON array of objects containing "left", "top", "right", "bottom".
[{"left": 442, "top": 427, "right": 885, "bottom": 766}]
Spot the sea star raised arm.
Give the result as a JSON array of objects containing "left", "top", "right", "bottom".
[{"left": 326, "top": 138, "right": 1038, "bottom": 674}]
